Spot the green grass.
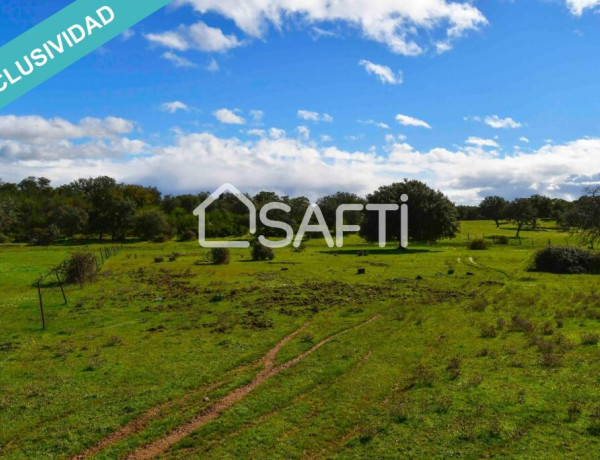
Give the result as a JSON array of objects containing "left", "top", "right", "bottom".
[{"left": 1, "top": 221, "right": 599, "bottom": 459}]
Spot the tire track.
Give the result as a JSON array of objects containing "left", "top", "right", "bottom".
[
  {"left": 73, "top": 321, "right": 311, "bottom": 459},
  {"left": 126, "top": 316, "right": 380, "bottom": 460}
]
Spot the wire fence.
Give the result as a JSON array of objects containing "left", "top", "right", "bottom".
[
  {"left": 464, "top": 233, "right": 578, "bottom": 248},
  {"left": 34, "top": 245, "right": 123, "bottom": 329}
]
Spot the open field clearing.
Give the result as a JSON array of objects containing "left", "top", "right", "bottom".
[{"left": 1, "top": 221, "right": 600, "bottom": 459}]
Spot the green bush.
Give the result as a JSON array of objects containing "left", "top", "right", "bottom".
[
  {"left": 59, "top": 252, "right": 98, "bottom": 284},
  {"left": 0, "top": 232, "right": 9, "bottom": 243},
  {"left": 134, "top": 210, "right": 171, "bottom": 241},
  {"left": 468, "top": 239, "right": 489, "bottom": 250},
  {"left": 211, "top": 248, "right": 231, "bottom": 265},
  {"left": 532, "top": 246, "right": 600, "bottom": 274},
  {"left": 495, "top": 236, "right": 510, "bottom": 245},
  {"left": 179, "top": 230, "right": 197, "bottom": 242},
  {"left": 251, "top": 241, "right": 275, "bottom": 261}
]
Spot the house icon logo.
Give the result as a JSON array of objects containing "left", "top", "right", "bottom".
[{"left": 193, "top": 184, "right": 256, "bottom": 248}]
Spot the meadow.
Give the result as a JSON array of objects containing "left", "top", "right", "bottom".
[{"left": 1, "top": 221, "right": 599, "bottom": 459}]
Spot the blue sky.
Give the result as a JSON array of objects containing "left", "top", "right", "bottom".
[{"left": 1, "top": 0, "right": 600, "bottom": 203}]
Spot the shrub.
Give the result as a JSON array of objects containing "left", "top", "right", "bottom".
[
  {"left": 154, "top": 257, "right": 164, "bottom": 263},
  {"left": 251, "top": 241, "right": 275, "bottom": 261},
  {"left": 581, "top": 333, "right": 599, "bottom": 346},
  {"left": 0, "top": 232, "right": 9, "bottom": 243},
  {"left": 468, "top": 239, "right": 489, "bottom": 250},
  {"left": 29, "top": 225, "right": 60, "bottom": 246},
  {"left": 153, "top": 234, "right": 170, "bottom": 243},
  {"left": 480, "top": 323, "right": 498, "bottom": 338},
  {"left": 532, "top": 246, "right": 600, "bottom": 274},
  {"left": 59, "top": 252, "right": 98, "bottom": 284},
  {"left": 134, "top": 210, "right": 171, "bottom": 241},
  {"left": 495, "top": 236, "right": 510, "bottom": 245},
  {"left": 179, "top": 230, "right": 197, "bottom": 242},
  {"left": 211, "top": 248, "right": 231, "bottom": 265}
]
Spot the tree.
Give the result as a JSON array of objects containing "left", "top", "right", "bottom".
[
  {"left": 568, "top": 187, "right": 600, "bottom": 248},
  {"left": 361, "top": 180, "right": 459, "bottom": 246},
  {"left": 479, "top": 196, "right": 508, "bottom": 228},
  {"left": 134, "top": 210, "right": 171, "bottom": 241},
  {"left": 53, "top": 206, "right": 88, "bottom": 237},
  {"left": 529, "top": 194, "right": 553, "bottom": 220},
  {"left": 506, "top": 198, "right": 537, "bottom": 238},
  {"left": 0, "top": 197, "right": 18, "bottom": 233},
  {"left": 317, "top": 192, "right": 365, "bottom": 229}
]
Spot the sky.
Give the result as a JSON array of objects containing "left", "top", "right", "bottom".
[{"left": 1, "top": 0, "right": 600, "bottom": 203}]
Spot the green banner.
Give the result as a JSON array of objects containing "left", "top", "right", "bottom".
[{"left": 0, "top": 0, "right": 171, "bottom": 110}]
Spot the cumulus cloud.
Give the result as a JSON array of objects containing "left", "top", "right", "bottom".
[
  {"left": 145, "top": 21, "right": 242, "bottom": 53},
  {"left": 0, "top": 115, "right": 134, "bottom": 143},
  {"left": 466, "top": 137, "right": 499, "bottom": 148},
  {"left": 3, "top": 115, "right": 600, "bottom": 204},
  {"left": 567, "top": 0, "right": 600, "bottom": 15},
  {"left": 174, "top": 0, "right": 487, "bottom": 56},
  {"left": 359, "top": 60, "right": 403, "bottom": 85},
  {"left": 0, "top": 115, "right": 146, "bottom": 161},
  {"left": 396, "top": 114, "right": 431, "bottom": 129},
  {"left": 214, "top": 108, "right": 246, "bottom": 124},
  {"left": 484, "top": 115, "right": 522, "bottom": 129},
  {"left": 161, "top": 101, "right": 190, "bottom": 113},
  {"left": 297, "top": 126, "right": 311, "bottom": 139},
  {"left": 519, "top": 137, "right": 530, "bottom": 143},
  {"left": 298, "top": 110, "right": 333, "bottom": 122}
]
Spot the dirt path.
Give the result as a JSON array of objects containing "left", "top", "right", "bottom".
[
  {"left": 126, "top": 316, "right": 380, "bottom": 460},
  {"left": 73, "top": 321, "right": 310, "bottom": 459}
]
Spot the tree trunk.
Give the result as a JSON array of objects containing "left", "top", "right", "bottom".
[{"left": 516, "top": 223, "right": 523, "bottom": 238}]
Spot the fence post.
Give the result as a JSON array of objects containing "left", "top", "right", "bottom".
[
  {"left": 37, "top": 279, "right": 45, "bottom": 330},
  {"left": 55, "top": 272, "right": 68, "bottom": 305},
  {"left": 77, "top": 261, "right": 83, "bottom": 290}
]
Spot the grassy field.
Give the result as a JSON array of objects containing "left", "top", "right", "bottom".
[{"left": 1, "top": 220, "right": 600, "bottom": 459}]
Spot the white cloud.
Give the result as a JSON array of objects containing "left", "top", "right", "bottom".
[
  {"left": 207, "top": 58, "right": 220, "bottom": 72},
  {"left": 0, "top": 115, "right": 134, "bottom": 142},
  {"left": 3, "top": 118, "right": 600, "bottom": 204},
  {"left": 145, "top": 21, "right": 242, "bottom": 53},
  {"left": 297, "top": 126, "right": 311, "bottom": 139},
  {"left": 484, "top": 115, "right": 522, "bottom": 129},
  {"left": 161, "top": 101, "right": 190, "bottom": 114},
  {"left": 0, "top": 115, "right": 146, "bottom": 161},
  {"left": 174, "top": 0, "right": 487, "bottom": 56},
  {"left": 250, "top": 110, "right": 265, "bottom": 122},
  {"left": 121, "top": 29, "right": 135, "bottom": 41},
  {"left": 269, "top": 128, "right": 286, "bottom": 139},
  {"left": 519, "top": 137, "right": 530, "bottom": 143},
  {"left": 161, "top": 51, "right": 197, "bottom": 68},
  {"left": 359, "top": 119, "right": 390, "bottom": 129},
  {"left": 214, "top": 109, "right": 246, "bottom": 125},
  {"left": 567, "top": 0, "right": 600, "bottom": 15},
  {"left": 396, "top": 114, "right": 431, "bottom": 129},
  {"left": 297, "top": 110, "right": 333, "bottom": 123},
  {"left": 359, "top": 60, "right": 403, "bottom": 85},
  {"left": 321, "top": 135, "right": 333, "bottom": 142},
  {"left": 247, "top": 129, "right": 266, "bottom": 137},
  {"left": 466, "top": 137, "right": 499, "bottom": 148}
]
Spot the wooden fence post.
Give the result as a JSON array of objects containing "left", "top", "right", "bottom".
[
  {"left": 37, "top": 279, "right": 45, "bottom": 330},
  {"left": 55, "top": 272, "right": 67, "bottom": 305}
]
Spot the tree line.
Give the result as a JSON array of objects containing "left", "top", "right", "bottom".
[{"left": 0, "top": 176, "right": 598, "bottom": 248}]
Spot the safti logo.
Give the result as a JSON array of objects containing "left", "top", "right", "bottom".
[{"left": 193, "top": 184, "right": 409, "bottom": 249}]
